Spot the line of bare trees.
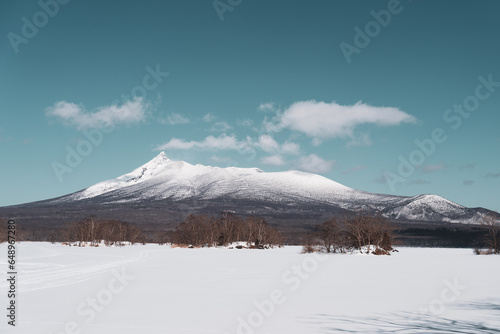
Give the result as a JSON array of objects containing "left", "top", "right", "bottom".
[
  {"left": 2, "top": 213, "right": 499, "bottom": 253},
  {"left": 171, "top": 213, "right": 283, "bottom": 248},
  {"left": 63, "top": 218, "right": 145, "bottom": 246},
  {"left": 305, "top": 215, "right": 396, "bottom": 255}
]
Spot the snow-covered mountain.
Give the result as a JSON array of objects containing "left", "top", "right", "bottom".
[
  {"left": 46, "top": 152, "right": 487, "bottom": 225},
  {"left": 0, "top": 152, "right": 493, "bottom": 229}
]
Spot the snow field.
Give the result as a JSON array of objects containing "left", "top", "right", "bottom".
[{"left": 0, "top": 243, "right": 499, "bottom": 333}]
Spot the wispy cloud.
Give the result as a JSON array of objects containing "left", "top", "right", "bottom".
[
  {"left": 374, "top": 174, "right": 388, "bottom": 184},
  {"left": 408, "top": 179, "right": 430, "bottom": 185},
  {"left": 46, "top": 98, "right": 148, "bottom": 129},
  {"left": 421, "top": 163, "right": 446, "bottom": 173},
  {"left": 295, "top": 154, "right": 335, "bottom": 174},
  {"left": 281, "top": 141, "right": 300, "bottom": 155},
  {"left": 209, "top": 155, "right": 234, "bottom": 164},
  {"left": 463, "top": 180, "right": 474, "bottom": 186},
  {"left": 459, "top": 163, "right": 476, "bottom": 171},
  {"left": 346, "top": 133, "right": 372, "bottom": 147},
  {"left": 237, "top": 118, "right": 253, "bottom": 127},
  {"left": 161, "top": 112, "right": 190, "bottom": 125},
  {"left": 261, "top": 155, "right": 285, "bottom": 166},
  {"left": 202, "top": 113, "right": 215, "bottom": 122},
  {"left": 209, "top": 121, "right": 232, "bottom": 132},
  {"left": 255, "top": 135, "right": 300, "bottom": 155},
  {"left": 256, "top": 134, "right": 280, "bottom": 153},
  {"left": 155, "top": 134, "right": 250, "bottom": 151},
  {"left": 258, "top": 102, "right": 275, "bottom": 112},
  {"left": 263, "top": 100, "right": 416, "bottom": 144},
  {"left": 343, "top": 165, "right": 367, "bottom": 175},
  {"left": 155, "top": 133, "right": 300, "bottom": 160}
]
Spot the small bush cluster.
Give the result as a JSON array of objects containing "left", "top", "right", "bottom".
[{"left": 304, "top": 215, "right": 396, "bottom": 255}]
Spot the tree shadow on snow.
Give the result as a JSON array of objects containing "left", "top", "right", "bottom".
[{"left": 304, "top": 301, "right": 500, "bottom": 334}]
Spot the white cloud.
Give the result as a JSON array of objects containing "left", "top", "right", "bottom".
[
  {"left": 296, "top": 154, "right": 335, "bottom": 174},
  {"left": 346, "top": 133, "right": 372, "bottom": 147},
  {"left": 258, "top": 102, "right": 275, "bottom": 112},
  {"left": 265, "top": 100, "right": 416, "bottom": 143},
  {"left": 202, "top": 113, "right": 215, "bottom": 122},
  {"left": 210, "top": 121, "right": 233, "bottom": 132},
  {"left": 165, "top": 112, "right": 190, "bottom": 125},
  {"left": 237, "top": 118, "right": 254, "bottom": 127},
  {"left": 255, "top": 135, "right": 300, "bottom": 155},
  {"left": 261, "top": 155, "right": 285, "bottom": 166},
  {"left": 155, "top": 134, "right": 251, "bottom": 151},
  {"left": 421, "top": 164, "right": 446, "bottom": 173},
  {"left": 281, "top": 141, "right": 300, "bottom": 155},
  {"left": 256, "top": 134, "right": 280, "bottom": 153},
  {"left": 46, "top": 98, "right": 148, "bottom": 129},
  {"left": 209, "top": 155, "right": 233, "bottom": 163},
  {"left": 155, "top": 133, "right": 299, "bottom": 157}
]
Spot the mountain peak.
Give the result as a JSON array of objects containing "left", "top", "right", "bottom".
[{"left": 152, "top": 151, "right": 169, "bottom": 161}]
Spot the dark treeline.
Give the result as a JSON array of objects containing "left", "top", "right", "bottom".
[
  {"left": 169, "top": 213, "right": 283, "bottom": 248},
  {"left": 0, "top": 213, "right": 498, "bottom": 253}
]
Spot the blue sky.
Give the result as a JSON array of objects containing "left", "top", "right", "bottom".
[{"left": 1, "top": 0, "right": 499, "bottom": 212}]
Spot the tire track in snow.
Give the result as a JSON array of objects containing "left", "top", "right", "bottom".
[{"left": 0, "top": 250, "right": 151, "bottom": 292}]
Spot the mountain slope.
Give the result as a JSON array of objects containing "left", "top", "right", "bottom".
[{"left": 0, "top": 152, "right": 494, "bottom": 229}]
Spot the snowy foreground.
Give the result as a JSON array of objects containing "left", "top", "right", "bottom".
[{"left": 1, "top": 243, "right": 499, "bottom": 334}]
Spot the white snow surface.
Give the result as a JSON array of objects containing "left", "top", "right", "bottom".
[{"left": 1, "top": 242, "right": 499, "bottom": 334}]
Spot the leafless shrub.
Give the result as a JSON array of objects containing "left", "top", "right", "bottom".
[{"left": 345, "top": 215, "right": 395, "bottom": 255}]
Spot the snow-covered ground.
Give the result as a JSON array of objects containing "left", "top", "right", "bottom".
[{"left": 1, "top": 243, "right": 499, "bottom": 333}]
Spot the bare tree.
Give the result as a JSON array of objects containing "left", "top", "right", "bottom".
[
  {"left": 475, "top": 214, "right": 500, "bottom": 254},
  {"left": 316, "top": 217, "right": 343, "bottom": 253},
  {"left": 345, "top": 215, "right": 394, "bottom": 255}
]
